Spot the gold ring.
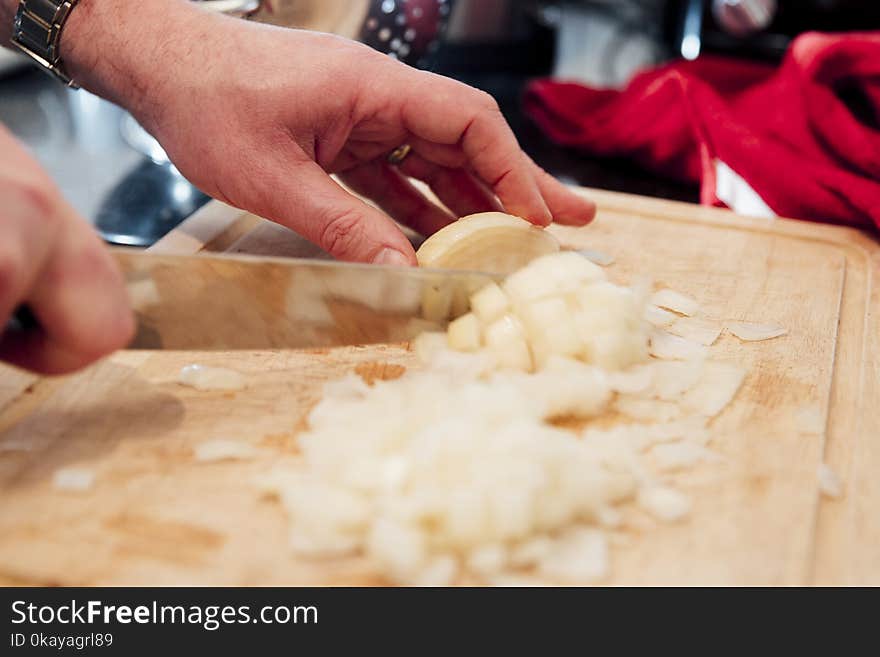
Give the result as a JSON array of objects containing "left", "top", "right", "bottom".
[{"left": 387, "top": 143, "right": 412, "bottom": 165}]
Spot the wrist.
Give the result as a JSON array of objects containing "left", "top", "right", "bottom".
[{"left": 61, "top": 0, "right": 203, "bottom": 114}]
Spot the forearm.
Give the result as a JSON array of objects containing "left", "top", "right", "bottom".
[
  {"left": 0, "top": 0, "right": 16, "bottom": 45},
  {"left": 1, "top": 0, "right": 208, "bottom": 117}
]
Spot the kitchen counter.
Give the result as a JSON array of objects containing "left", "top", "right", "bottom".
[{"left": 0, "top": 67, "right": 698, "bottom": 245}]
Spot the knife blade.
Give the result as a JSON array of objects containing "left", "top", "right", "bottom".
[{"left": 8, "top": 248, "right": 498, "bottom": 350}]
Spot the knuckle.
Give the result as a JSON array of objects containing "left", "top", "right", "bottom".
[
  {"left": 318, "top": 208, "right": 365, "bottom": 259},
  {"left": 475, "top": 89, "right": 500, "bottom": 112}
]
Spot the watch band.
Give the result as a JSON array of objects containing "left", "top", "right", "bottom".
[{"left": 11, "top": 0, "right": 81, "bottom": 87}]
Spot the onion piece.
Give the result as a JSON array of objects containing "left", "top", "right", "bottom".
[
  {"left": 412, "top": 331, "right": 448, "bottom": 363},
  {"left": 818, "top": 463, "right": 843, "bottom": 499},
  {"left": 194, "top": 439, "right": 260, "bottom": 463},
  {"left": 637, "top": 486, "right": 691, "bottom": 522},
  {"left": 447, "top": 313, "right": 482, "bottom": 352},
  {"left": 483, "top": 314, "right": 532, "bottom": 371},
  {"left": 681, "top": 362, "right": 746, "bottom": 417},
  {"left": 650, "top": 289, "right": 700, "bottom": 317},
  {"left": 178, "top": 364, "right": 246, "bottom": 391},
  {"left": 518, "top": 296, "right": 582, "bottom": 367},
  {"left": 416, "top": 212, "right": 560, "bottom": 274},
  {"left": 467, "top": 544, "right": 509, "bottom": 577},
  {"left": 633, "top": 416, "right": 711, "bottom": 450},
  {"left": 651, "top": 442, "right": 720, "bottom": 471},
  {"left": 536, "top": 528, "right": 609, "bottom": 583},
  {"left": 509, "top": 536, "right": 553, "bottom": 568},
  {"left": 726, "top": 321, "right": 788, "bottom": 342},
  {"left": 577, "top": 249, "right": 615, "bottom": 267},
  {"left": 649, "top": 330, "right": 709, "bottom": 361},
  {"left": 648, "top": 359, "right": 706, "bottom": 400},
  {"left": 412, "top": 556, "right": 459, "bottom": 586},
  {"left": 52, "top": 467, "right": 95, "bottom": 492},
  {"left": 668, "top": 317, "right": 723, "bottom": 346},
  {"left": 469, "top": 282, "right": 509, "bottom": 325},
  {"left": 644, "top": 304, "right": 677, "bottom": 328},
  {"left": 503, "top": 251, "right": 606, "bottom": 304},
  {"left": 614, "top": 396, "right": 682, "bottom": 422},
  {"left": 607, "top": 365, "right": 655, "bottom": 394}
]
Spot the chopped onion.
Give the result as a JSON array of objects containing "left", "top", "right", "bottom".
[
  {"left": 52, "top": 467, "right": 95, "bottom": 492},
  {"left": 469, "top": 282, "right": 509, "bottom": 325},
  {"left": 681, "top": 362, "right": 746, "bottom": 417},
  {"left": 634, "top": 417, "right": 711, "bottom": 450},
  {"left": 650, "top": 289, "right": 700, "bottom": 317},
  {"left": 607, "top": 365, "right": 655, "bottom": 394},
  {"left": 178, "top": 364, "right": 246, "bottom": 391},
  {"left": 726, "top": 321, "right": 788, "bottom": 342},
  {"left": 637, "top": 486, "right": 691, "bottom": 522},
  {"left": 577, "top": 249, "right": 615, "bottom": 267},
  {"left": 614, "top": 396, "right": 682, "bottom": 422},
  {"left": 447, "top": 313, "right": 482, "bottom": 352},
  {"left": 668, "top": 317, "right": 723, "bottom": 346},
  {"left": 261, "top": 253, "right": 771, "bottom": 584},
  {"left": 194, "top": 439, "right": 260, "bottom": 462},
  {"left": 651, "top": 442, "right": 720, "bottom": 471},
  {"left": 483, "top": 314, "right": 532, "bottom": 371},
  {"left": 503, "top": 251, "right": 606, "bottom": 304},
  {"left": 412, "top": 556, "right": 459, "bottom": 586},
  {"left": 412, "top": 331, "right": 448, "bottom": 363},
  {"left": 644, "top": 304, "right": 677, "bottom": 328},
  {"left": 467, "top": 544, "right": 509, "bottom": 577},
  {"left": 649, "top": 330, "right": 709, "bottom": 361},
  {"left": 509, "top": 536, "right": 553, "bottom": 568},
  {"left": 647, "top": 359, "right": 705, "bottom": 400},
  {"left": 818, "top": 463, "right": 843, "bottom": 499},
  {"left": 536, "top": 528, "right": 609, "bottom": 583}
]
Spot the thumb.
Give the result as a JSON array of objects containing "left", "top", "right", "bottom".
[{"left": 266, "top": 160, "right": 417, "bottom": 266}]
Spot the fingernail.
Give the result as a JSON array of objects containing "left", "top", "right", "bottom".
[{"left": 373, "top": 248, "right": 412, "bottom": 267}]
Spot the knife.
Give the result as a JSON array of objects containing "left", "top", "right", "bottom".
[{"left": 9, "top": 248, "right": 499, "bottom": 350}]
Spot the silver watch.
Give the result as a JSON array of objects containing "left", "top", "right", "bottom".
[{"left": 11, "top": 0, "right": 81, "bottom": 87}]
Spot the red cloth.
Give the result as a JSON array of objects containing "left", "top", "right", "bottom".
[{"left": 523, "top": 32, "right": 880, "bottom": 231}]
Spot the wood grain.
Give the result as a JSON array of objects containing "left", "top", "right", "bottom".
[{"left": 1, "top": 188, "right": 877, "bottom": 585}]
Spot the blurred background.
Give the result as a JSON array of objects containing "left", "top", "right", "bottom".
[{"left": 1, "top": 0, "right": 878, "bottom": 245}]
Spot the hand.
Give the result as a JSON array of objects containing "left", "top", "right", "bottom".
[
  {"left": 63, "top": 0, "right": 596, "bottom": 266},
  {"left": 0, "top": 125, "right": 134, "bottom": 374}
]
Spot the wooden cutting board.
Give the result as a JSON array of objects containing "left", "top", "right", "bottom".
[{"left": 0, "top": 188, "right": 877, "bottom": 586}]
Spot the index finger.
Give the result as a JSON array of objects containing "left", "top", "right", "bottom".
[{"left": 400, "top": 73, "right": 551, "bottom": 226}]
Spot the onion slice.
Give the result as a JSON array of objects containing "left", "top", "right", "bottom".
[
  {"left": 668, "top": 317, "right": 723, "bottom": 346},
  {"left": 649, "top": 330, "right": 709, "bottom": 361},
  {"left": 577, "top": 249, "right": 615, "bottom": 267},
  {"left": 650, "top": 289, "right": 700, "bottom": 317},
  {"left": 726, "top": 321, "right": 788, "bottom": 342},
  {"left": 416, "top": 212, "right": 560, "bottom": 274},
  {"left": 681, "top": 361, "right": 746, "bottom": 417}
]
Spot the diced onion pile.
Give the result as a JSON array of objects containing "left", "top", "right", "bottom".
[{"left": 261, "top": 251, "right": 795, "bottom": 585}]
